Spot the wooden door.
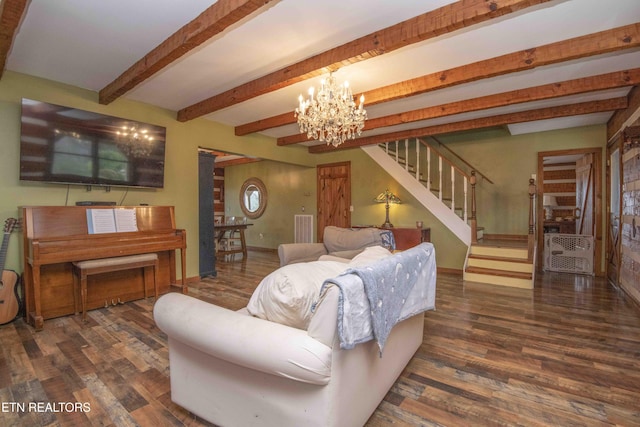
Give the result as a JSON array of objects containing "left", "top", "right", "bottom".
[
  {"left": 575, "top": 153, "right": 595, "bottom": 235},
  {"left": 606, "top": 139, "right": 622, "bottom": 286},
  {"left": 317, "top": 162, "right": 351, "bottom": 241}
]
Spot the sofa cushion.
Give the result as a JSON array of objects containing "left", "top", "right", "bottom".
[
  {"left": 247, "top": 260, "right": 348, "bottom": 330},
  {"left": 323, "top": 226, "right": 383, "bottom": 254}
]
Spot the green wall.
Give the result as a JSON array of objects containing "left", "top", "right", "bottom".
[
  {"left": 440, "top": 126, "right": 606, "bottom": 235},
  {"left": 224, "top": 150, "right": 472, "bottom": 270},
  {"left": 0, "top": 72, "right": 315, "bottom": 277},
  {"left": 0, "top": 71, "right": 607, "bottom": 276},
  {"left": 223, "top": 160, "right": 317, "bottom": 249}
]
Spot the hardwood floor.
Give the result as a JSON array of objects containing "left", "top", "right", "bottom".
[{"left": 1, "top": 250, "right": 639, "bottom": 426}]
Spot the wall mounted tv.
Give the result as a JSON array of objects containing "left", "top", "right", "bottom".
[{"left": 19, "top": 98, "right": 166, "bottom": 189}]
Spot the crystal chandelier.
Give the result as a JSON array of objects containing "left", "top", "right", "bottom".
[
  {"left": 115, "top": 124, "right": 154, "bottom": 157},
  {"left": 295, "top": 73, "right": 367, "bottom": 147}
]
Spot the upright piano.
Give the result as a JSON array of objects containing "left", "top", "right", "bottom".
[{"left": 21, "top": 205, "right": 187, "bottom": 330}]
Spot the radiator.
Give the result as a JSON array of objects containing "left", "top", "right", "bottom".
[{"left": 294, "top": 215, "right": 313, "bottom": 243}]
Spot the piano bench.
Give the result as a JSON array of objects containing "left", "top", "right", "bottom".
[{"left": 72, "top": 253, "right": 159, "bottom": 321}]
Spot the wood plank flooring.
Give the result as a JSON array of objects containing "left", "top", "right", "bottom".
[{"left": 1, "top": 250, "right": 639, "bottom": 426}]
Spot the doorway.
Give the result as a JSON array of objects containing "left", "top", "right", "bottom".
[
  {"left": 537, "top": 147, "right": 602, "bottom": 275},
  {"left": 606, "top": 137, "right": 622, "bottom": 285},
  {"left": 317, "top": 161, "right": 351, "bottom": 241}
]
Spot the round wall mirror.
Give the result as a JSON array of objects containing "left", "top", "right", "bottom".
[{"left": 240, "top": 177, "right": 267, "bottom": 219}]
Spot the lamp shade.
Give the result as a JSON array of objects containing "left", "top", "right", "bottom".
[
  {"left": 374, "top": 189, "right": 401, "bottom": 204},
  {"left": 543, "top": 195, "right": 557, "bottom": 207},
  {"left": 374, "top": 189, "right": 401, "bottom": 228}
]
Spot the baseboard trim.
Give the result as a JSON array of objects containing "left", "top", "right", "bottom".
[{"left": 246, "top": 246, "right": 278, "bottom": 253}]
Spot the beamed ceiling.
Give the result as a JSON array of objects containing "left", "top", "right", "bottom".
[{"left": 2, "top": 0, "right": 640, "bottom": 155}]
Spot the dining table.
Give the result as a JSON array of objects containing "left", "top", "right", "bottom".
[{"left": 215, "top": 223, "right": 253, "bottom": 259}]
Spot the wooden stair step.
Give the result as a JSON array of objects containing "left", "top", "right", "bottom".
[
  {"left": 464, "top": 266, "right": 532, "bottom": 280},
  {"left": 468, "top": 254, "right": 531, "bottom": 264},
  {"left": 470, "top": 244, "right": 529, "bottom": 259}
]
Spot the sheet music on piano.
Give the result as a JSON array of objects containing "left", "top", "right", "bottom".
[{"left": 87, "top": 208, "right": 138, "bottom": 234}]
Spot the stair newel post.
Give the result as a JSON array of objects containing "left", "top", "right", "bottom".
[
  {"left": 527, "top": 178, "right": 536, "bottom": 261},
  {"left": 470, "top": 171, "right": 477, "bottom": 244}
]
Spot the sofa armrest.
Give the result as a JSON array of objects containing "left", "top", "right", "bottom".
[
  {"left": 278, "top": 242, "right": 328, "bottom": 266},
  {"left": 154, "top": 293, "right": 332, "bottom": 385}
]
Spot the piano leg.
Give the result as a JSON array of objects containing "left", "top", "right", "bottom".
[
  {"left": 30, "top": 265, "right": 44, "bottom": 331},
  {"left": 181, "top": 248, "right": 187, "bottom": 294}
]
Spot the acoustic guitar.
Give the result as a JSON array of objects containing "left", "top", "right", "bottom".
[{"left": 0, "top": 218, "right": 21, "bottom": 325}]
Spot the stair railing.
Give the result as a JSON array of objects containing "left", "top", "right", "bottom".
[
  {"left": 380, "top": 138, "right": 472, "bottom": 223},
  {"left": 427, "top": 136, "right": 494, "bottom": 184}
]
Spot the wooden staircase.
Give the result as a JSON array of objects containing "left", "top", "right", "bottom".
[
  {"left": 363, "top": 139, "right": 538, "bottom": 290},
  {"left": 463, "top": 239, "right": 535, "bottom": 289}
]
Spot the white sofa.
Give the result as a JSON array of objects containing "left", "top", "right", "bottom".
[{"left": 154, "top": 245, "right": 435, "bottom": 427}]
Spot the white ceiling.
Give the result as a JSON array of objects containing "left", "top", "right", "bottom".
[{"left": 5, "top": 0, "right": 640, "bottom": 149}]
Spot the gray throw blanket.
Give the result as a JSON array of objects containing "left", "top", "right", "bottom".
[{"left": 321, "top": 242, "right": 436, "bottom": 353}]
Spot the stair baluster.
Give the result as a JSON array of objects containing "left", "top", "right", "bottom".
[
  {"left": 451, "top": 167, "right": 455, "bottom": 214},
  {"left": 438, "top": 156, "right": 443, "bottom": 202},
  {"left": 405, "top": 140, "right": 409, "bottom": 172},
  {"left": 463, "top": 176, "right": 468, "bottom": 223},
  {"left": 415, "top": 140, "right": 420, "bottom": 181},
  {"left": 426, "top": 146, "right": 431, "bottom": 191}
]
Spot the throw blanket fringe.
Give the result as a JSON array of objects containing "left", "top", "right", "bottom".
[{"left": 321, "top": 243, "right": 436, "bottom": 354}]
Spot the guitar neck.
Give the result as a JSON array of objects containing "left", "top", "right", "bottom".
[{"left": 0, "top": 232, "right": 9, "bottom": 272}]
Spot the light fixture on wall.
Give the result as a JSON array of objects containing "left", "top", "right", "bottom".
[
  {"left": 543, "top": 195, "right": 557, "bottom": 220},
  {"left": 116, "top": 124, "right": 154, "bottom": 157},
  {"left": 374, "top": 189, "right": 401, "bottom": 228},
  {"left": 295, "top": 72, "right": 367, "bottom": 147}
]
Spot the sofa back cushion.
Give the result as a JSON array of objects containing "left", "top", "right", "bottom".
[
  {"left": 247, "top": 260, "right": 348, "bottom": 330},
  {"left": 323, "top": 226, "right": 385, "bottom": 254}
]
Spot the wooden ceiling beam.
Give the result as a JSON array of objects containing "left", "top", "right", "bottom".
[
  {"left": 277, "top": 68, "right": 640, "bottom": 146},
  {"left": 0, "top": 0, "right": 29, "bottom": 79},
  {"left": 98, "top": 0, "right": 276, "bottom": 105},
  {"left": 365, "top": 23, "right": 640, "bottom": 105},
  {"left": 607, "top": 85, "right": 640, "bottom": 141},
  {"left": 235, "top": 111, "right": 293, "bottom": 136},
  {"left": 179, "top": 0, "right": 553, "bottom": 122},
  {"left": 215, "top": 157, "right": 262, "bottom": 168},
  {"left": 241, "top": 22, "right": 640, "bottom": 137},
  {"left": 308, "top": 97, "right": 628, "bottom": 153}
]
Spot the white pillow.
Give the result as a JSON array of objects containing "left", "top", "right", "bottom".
[
  {"left": 348, "top": 245, "right": 392, "bottom": 267},
  {"left": 247, "top": 260, "right": 348, "bottom": 330}
]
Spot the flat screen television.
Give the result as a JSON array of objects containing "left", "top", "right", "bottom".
[{"left": 19, "top": 98, "right": 166, "bottom": 188}]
